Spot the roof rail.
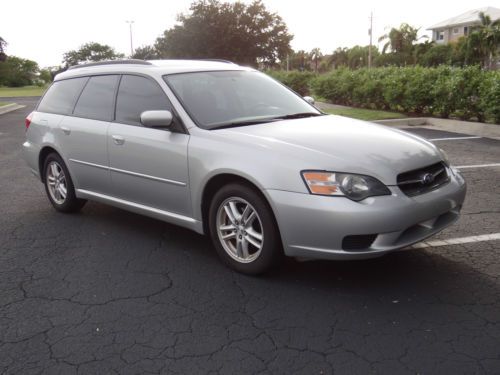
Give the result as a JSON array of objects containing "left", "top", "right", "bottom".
[
  {"left": 68, "top": 59, "right": 153, "bottom": 70},
  {"left": 199, "top": 59, "right": 236, "bottom": 64}
]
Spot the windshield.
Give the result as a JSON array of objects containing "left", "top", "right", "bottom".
[{"left": 163, "top": 70, "right": 321, "bottom": 129}]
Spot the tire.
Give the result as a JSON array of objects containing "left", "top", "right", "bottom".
[
  {"left": 208, "top": 183, "right": 282, "bottom": 274},
  {"left": 43, "top": 153, "right": 86, "bottom": 213}
]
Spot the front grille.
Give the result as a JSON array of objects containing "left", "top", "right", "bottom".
[
  {"left": 397, "top": 162, "right": 449, "bottom": 197},
  {"left": 342, "top": 234, "right": 377, "bottom": 251}
]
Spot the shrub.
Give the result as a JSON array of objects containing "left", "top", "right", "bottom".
[
  {"left": 268, "top": 66, "right": 500, "bottom": 124},
  {"left": 265, "top": 70, "right": 316, "bottom": 96},
  {"left": 481, "top": 72, "right": 500, "bottom": 124}
]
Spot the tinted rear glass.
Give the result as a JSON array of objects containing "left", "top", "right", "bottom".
[
  {"left": 115, "top": 75, "right": 170, "bottom": 125},
  {"left": 38, "top": 77, "right": 88, "bottom": 115},
  {"left": 73, "top": 75, "right": 119, "bottom": 121}
]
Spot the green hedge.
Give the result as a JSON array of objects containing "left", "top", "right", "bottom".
[
  {"left": 267, "top": 67, "right": 500, "bottom": 124},
  {"left": 265, "top": 70, "right": 317, "bottom": 96}
]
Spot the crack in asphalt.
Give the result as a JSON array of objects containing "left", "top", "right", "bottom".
[{"left": 0, "top": 101, "right": 499, "bottom": 374}]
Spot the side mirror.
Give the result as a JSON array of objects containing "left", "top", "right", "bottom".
[
  {"left": 140, "top": 110, "right": 173, "bottom": 128},
  {"left": 303, "top": 96, "right": 315, "bottom": 105}
]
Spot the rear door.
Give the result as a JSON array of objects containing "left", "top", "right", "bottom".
[
  {"left": 58, "top": 75, "right": 119, "bottom": 194},
  {"left": 107, "top": 74, "right": 191, "bottom": 217}
]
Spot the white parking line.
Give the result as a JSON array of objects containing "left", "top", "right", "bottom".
[
  {"left": 429, "top": 136, "right": 482, "bottom": 141},
  {"left": 411, "top": 233, "right": 500, "bottom": 249},
  {"left": 456, "top": 163, "right": 500, "bottom": 169}
]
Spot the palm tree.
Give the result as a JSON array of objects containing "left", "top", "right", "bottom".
[
  {"left": 467, "top": 12, "right": 500, "bottom": 69},
  {"left": 378, "top": 23, "right": 427, "bottom": 65},
  {"left": 310, "top": 48, "right": 322, "bottom": 72}
]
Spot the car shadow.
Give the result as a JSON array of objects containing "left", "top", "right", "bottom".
[{"left": 78, "top": 200, "right": 496, "bottom": 304}]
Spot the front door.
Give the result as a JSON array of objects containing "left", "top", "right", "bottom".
[{"left": 107, "top": 74, "right": 191, "bottom": 217}]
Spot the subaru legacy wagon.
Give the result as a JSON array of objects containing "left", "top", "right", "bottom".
[{"left": 23, "top": 59, "right": 466, "bottom": 274}]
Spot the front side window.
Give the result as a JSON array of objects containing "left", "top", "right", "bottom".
[
  {"left": 37, "top": 77, "right": 88, "bottom": 115},
  {"left": 164, "top": 70, "right": 319, "bottom": 129},
  {"left": 115, "top": 75, "right": 171, "bottom": 125},
  {"left": 73, "top": 75, "right": 119, "bottom": 121}
]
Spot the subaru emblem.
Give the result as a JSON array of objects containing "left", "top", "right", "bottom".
[{"left": 421, "top": 173, "right": 435, "bottom": 184}]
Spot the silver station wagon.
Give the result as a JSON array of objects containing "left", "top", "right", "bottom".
[{"left": 23, "top": 59, "right": 466, "bottom": 274}]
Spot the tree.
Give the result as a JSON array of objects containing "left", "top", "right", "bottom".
[
  {"left": 417, "top": 43, "right": 452, "bottom": 66},
  {"left": 62, "top": 42, "right": 124, "bottom": 67},
  {"left": 38, "top": 68, "right": 53, "bottom": 85},
  {"left": 0, "top": 56, "right": 39, "bottom": 87},
  {"left": 310, "top": 48, "right": 322, "bottom": 72},
  {"left": 155, "top": 0, "right": 293, "bottom": 67},
  {"left": 466, "top": 12, "right": 500, "bottom": 69},
  {"left": 329, "top": 47, "right": 349, "bottom": 68},
  {"left": 132, "top": 45, "right": 160, "bottom": 60},
  {"left": 346, "top": 45, "right": 379, "bottom": 69},
  {"left": 378, "top": 23, "right": 427, "bottom": 65},
  {"left": 0, "top": 37, "right": 7, "bottom": 62},
  {"left": 285, "top": 50, "right": 311, "bottom": 71}
]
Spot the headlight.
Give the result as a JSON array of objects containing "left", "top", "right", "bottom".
[
  {"left": 438, "top": 148, "right": 450, "bottom": 166},
  {"left": 301, "top": 171, "right": 391, "bottom": 201}
]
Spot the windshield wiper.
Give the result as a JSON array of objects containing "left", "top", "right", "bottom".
[
  {"left": 210, "top": 118, "right": 281, "bottom": 130},
  {"left": 269, "top": 112, "right": 324, "bottom": 120},
  {"left": 210, "top": 112, "right": 323, "bottom": 130}
]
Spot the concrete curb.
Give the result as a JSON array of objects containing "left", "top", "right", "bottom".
[
  {"left": 374, "top": 117, "right": 500, "bottom": 139},
  {"left": 0, "top": 103, "right": 25, "bottom": 115},
  {"left": 316, "top": 101, "right": 500, "bottom": 139}
]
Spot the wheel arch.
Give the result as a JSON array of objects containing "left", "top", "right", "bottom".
[
  {"left": 38, "top": 146, "right": 60, "bottom": 183},
  {"left": 200, "top": 173, "right": 281, "bottom": 240}
]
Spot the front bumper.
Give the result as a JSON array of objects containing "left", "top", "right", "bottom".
[{"left": 266, "top": 171, "right": 466, "bottom": 260}]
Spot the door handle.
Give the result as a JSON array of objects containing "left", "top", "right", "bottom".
[
  {"left": 112, "top": 135, "right": 125, "bottom": 145},
  {"left": 61, "top": 126, "right": 71, "bottom": 135}
]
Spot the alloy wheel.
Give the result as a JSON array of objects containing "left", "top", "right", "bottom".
[
  {"left": 216, "top": 197, "right": 264, "bottom": 263},
  {"left": 46, "top": 161, "right": 67, "bottom": 205}
]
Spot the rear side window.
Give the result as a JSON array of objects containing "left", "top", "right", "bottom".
[
  {"left": 73, "top": 75, "right": 119, "bottom": 121},
  {"left": 37, "top": 77, "right": 88, "bottom": 115},
  {"left": 115, "top": 75, "right": 170, "bottom": 125}
]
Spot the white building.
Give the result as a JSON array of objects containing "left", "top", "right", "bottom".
[{"left": 428, "top": 6, "right": 500, "bottom": 44}]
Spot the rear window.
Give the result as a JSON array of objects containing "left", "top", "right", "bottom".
[
  {"left": 115, "top": 75, "right": 170, "bottom": 125},
  {"left": 37, "top": 77, "right": 88, "bottom": 115},
  {"left": 73, "top": 75, "right": 119, "bottom": 121}
]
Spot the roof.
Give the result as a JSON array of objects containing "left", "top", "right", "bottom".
[
  {"left": 428, "top": 6, "right": 500, "bottom": 30},
  {"left": 55, "top": 59, "right": 248, "bottom": 81}
]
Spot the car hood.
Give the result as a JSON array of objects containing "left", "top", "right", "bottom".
[{"left": 216, "top": 115, "right": 442, "bottom": 185}]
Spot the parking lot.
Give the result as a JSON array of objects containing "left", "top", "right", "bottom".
[{"left": 0, "top": 98, "right": 499, "bottom": 374}]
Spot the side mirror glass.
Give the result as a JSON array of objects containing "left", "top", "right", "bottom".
[
  {"left": 303, "top": 96, "right": 315, "bottom": 105},
  {"left": 140, "top": 110, "right": 173, "bottom": 128}
]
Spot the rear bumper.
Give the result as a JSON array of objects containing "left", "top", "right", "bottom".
[
  {"left": 22, "top": 140, "right": 41, "bottom": 180},
  {"left": 266, "top": 170, "right": 466, "bottom": 260}
]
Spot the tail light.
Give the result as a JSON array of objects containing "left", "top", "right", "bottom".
[{"left": 25, "top": 112, "right": 33, "bottom": 131}]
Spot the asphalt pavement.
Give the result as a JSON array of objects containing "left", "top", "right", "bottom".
[{"left": 0, "top": 98, "right": 499, "bottom": 374}]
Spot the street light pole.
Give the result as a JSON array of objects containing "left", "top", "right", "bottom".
[
  {"left": 126, "top": 20, "right": 134, "bottom": 57},
  {"left": 368, "top": 12, "right": 373, "bottom": 69}
]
